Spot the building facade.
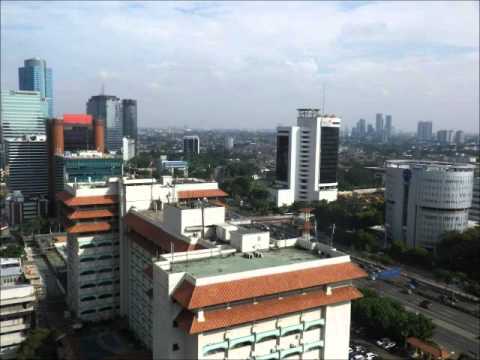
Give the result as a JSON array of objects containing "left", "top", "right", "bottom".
[
  {"left": 385, "top": 160, "right": 474, "bottom": 250},
  {"left": 469, "top": 175, "right": 480, "bottom": 224},
  {"left": 384, "top": 115, "right": 392, "bottom": 141},
  {"left": 18, "top": 58, "right": 53, "bottom": 117},
  {"left": 86, "top": 95, "right": 123, "bottom": 152},
  {"left": 183, "top": 136, "right": 200, "bottom": 158},
  {"left": 122, "top": 137, "right": 135, "bottom": 162},
  {"left": 122, "top": 99, "right": 137, "bottom": 149},
  {"left": 417, "top": 121, "right": 433, "bottom": 142},
  {"left": 272, "top": 109, "right": 341, "bottom": 207},
  {"left": 375, "top": 113, "right": 384, "bottom": 140},
  {"left": 437, "top": 130, "right": 454, "bottom": 145},
  {"left": 62, "top": 114, "right": 94, "bottom": 152}
]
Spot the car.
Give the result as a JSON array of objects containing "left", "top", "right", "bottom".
[
  {"left": 376, "top": 338, "right": 396, "bottom": 350},
  {"left": 352, "top": 354, "right": 365, "bottom": 360},
  {"left": 420, "top": 300, "right": 432, "bottom": 309},
  {"left": 365, "top": 352, "right": 378, "bottom": 360},
  {"left": 354, "top": 345, "right": 367, "bottom": 353}
]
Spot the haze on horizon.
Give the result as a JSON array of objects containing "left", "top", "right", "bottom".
[{"left": 1, "top": 1, "right": 479, "bottom": 133}]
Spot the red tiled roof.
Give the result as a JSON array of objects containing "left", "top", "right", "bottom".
[
  {"left": 176, "top": 286, "right": 362, "bottom": 334},
  {"left": 57, "top": 191, "right": 118, "bottom": 207},
  {"left": 67, "top": 209, "right": 115, "bottom": 220},
  {"left": 406, "top": 337, "right": 450, "bottom": 359},
  {"left": 124, "top": 213, "right": 203, "bottom": 253},
  {"left": 177, "top": 189, "right": 228, "bottom": 200},
  {"left": 173, "top": 262, "right": 367, "bottom": 309},
  {"left": 66, "top": 222, "right": 112, "bottom": 234}
]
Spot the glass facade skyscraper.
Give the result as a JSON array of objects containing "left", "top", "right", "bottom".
[
  {"left": 18, "top": 58, "right": 53, "bottom": 117},
  {"left": 86, "top": 95, "right": 123, "bottom": 152},
  {"left": 122, "top": 99, "right": 138, "bottom": 148}
]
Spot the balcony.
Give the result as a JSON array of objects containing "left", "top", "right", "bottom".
[{"left": 0, "top": 304, "right": 34, "bottom": 317}]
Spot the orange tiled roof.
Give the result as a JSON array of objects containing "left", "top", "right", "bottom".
[
  {"left": 177, "top": 189, "right": 228, "bottom": 200},
  {"left": 173, "top": 262, "right": 367, "bottom": 310},
  {"left": 67, "top": 209, "right": 115, "bottom": 220},
  {"left": 57, "top": 191, "right": 118, "bottom": 206},
  {"left": 66, "top": 222, "right": 112, "bottom": 234},
  {"left": 124, "top": 213, "right": 203, "bottom": 253},
  {"left": 176, "top": 286, "right": 362, "bottom": 334},
  {"left": 406, "top": 337, "right": 450, "bottom": 359}
]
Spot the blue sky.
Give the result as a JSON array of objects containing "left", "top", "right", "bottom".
[{"left": 1, "top": 1, "right": 478, "bottom": 132}]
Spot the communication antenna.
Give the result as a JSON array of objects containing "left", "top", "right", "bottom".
[{"left": 321, "top": 83, "right": 326, "bottom": 116}]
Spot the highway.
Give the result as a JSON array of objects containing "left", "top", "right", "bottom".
[{"left": 356, "top": 278, "right": 480, "bottom": 358}]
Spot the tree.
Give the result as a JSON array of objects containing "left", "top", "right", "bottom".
[
  {"left": 17, "top": 328, "right": 59, "bottom": 360},
  {"left": 352, "top": 230, "right": 377, "bottom": 252},
  {"left": 0, "top": 244, "right": 24, "bottom": 258}
]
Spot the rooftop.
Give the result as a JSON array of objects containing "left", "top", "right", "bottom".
[
  {"left": 385, "top": 160, "right": 475, "bottom": 171},
  {"left": 168, "top": 245, "right": 343, "bottom": 278}
]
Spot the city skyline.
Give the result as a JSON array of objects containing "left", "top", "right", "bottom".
[{"left": 1, "top": 1, "right": 479, "bottom": 132}]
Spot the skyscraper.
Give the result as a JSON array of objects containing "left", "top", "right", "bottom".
[
  {"left": 454, "top": 130, "right": 465, "bottom": 145},
  {"left": 385, "top": 115, "right": 392, "bottom": 141},
  {"left": 416, "top": 121, "right": 433, "bottom": 142},
  {"left": 18, "top": 58, "right": 53, "bottom": 117},
  {"left": 273, "top": 109, "right": 341, "bottom": 206},
  {"left": 437, "top": 130, "right": 454, "bottom": 144},
  {"left": 87, "top": 95, "right": 123, "bottom": 152},
  {"left": 183, "top": 135, "right": 200, "bottom": 158},
  {"left": 375, "top": 113, "right": 384, "bottom": 140},
  {"left": 357, "top": 119, "right": 366, "bottom": 138},
  {"left": 122, "top": 99, "right": 138, "bottom": 148}
]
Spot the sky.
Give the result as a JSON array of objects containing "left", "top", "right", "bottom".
[{"left": 1, "top": 1, "right": 479, "bottom": 132}]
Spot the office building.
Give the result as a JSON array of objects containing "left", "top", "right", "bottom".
[
  {"left": 122, "top": 99, "right": 137, "bottom": 149},
  {"left": 183, "top": 135, "right": 200, "bottom": 158},
  {"left": 5, "top": 135, "right": 49, "bottom": 221},
  {"left": 385, "top": 115, "right": 392, "bottom": 141},
  {"left": 122, "top": 198, "right": 365, "bottom": 358},
  {"left": 62, "top": 114, "right": 94, "bottom": 152},
  {"left": 454, "top": 130, "right": 465, "bottom": 145},
  {"left": 357, "top": 119, "right": 366, "bottom": 138},
  {"left": 385, "top": 160, "right": 474, "bottom": 250},
  {"left": 367, "top": 124, "right": 375, "bottom": 137},
  {"left": 123, "top": 137, "right": 135, "bottom": 162},
  {"left": 375, "top": 113, "right": 384, "bottom": 140},
  {"left": 0, "top": 258, "right": 23, "bottom": 286},
  {"left": 437, "top": 130, "right": 454, "bottom": 145},
  {"left": 18, "top": 58, "right": 53, "bottom": 117},
  {"left": 272, "top": 109, "right": 341, "bottom": 207},
  {"left": 156, "top": 159, "right": 189, "bottom": 176},
  {"left": 5, "top": 192, "right": 25, "bottom": 227},
  {"left": 87, "top": 95, "right": 123, "bottom": 152},
  {"left": 417, "top": 121, "right": 433, "bottom": 142},
  {"left": 470, "top": 174, "right": 480, "bottom": 224},
  {"left": 0, "top": 284, "right": 35, "bottom": 359},
  {"left": 0, "top": 90, "right": 48, "bottom": 141}
]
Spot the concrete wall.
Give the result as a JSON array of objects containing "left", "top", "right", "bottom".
[{"left": 323, "top": 301, "right": 351, "bottom": 360}]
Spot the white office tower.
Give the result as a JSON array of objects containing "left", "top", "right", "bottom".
[
  {"left": 122, "top": 137, "right": 135, "bottom": 161},
  {"left": 385, "top": 160, "right": 474, "bottom": 250},
  {"left": 273, "top": 109, "right": 341, "bottom": 207},
  {"left": 469, "top": 175, "right": 480, "bottom": 224}
]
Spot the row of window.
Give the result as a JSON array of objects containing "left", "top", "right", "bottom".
[
  {"left": 80, "top": 292, "right": 120, "bottom": 302},
  {"left": 80, "top": 267, "right": 119, "bottom": 276}
]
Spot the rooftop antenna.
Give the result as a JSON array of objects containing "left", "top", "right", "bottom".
[
  {"left": 321, "top": 83, "right": 326, "bottom": 116},
  {"left": 101, "top": 83, "right": 105, "bottom": 95}
]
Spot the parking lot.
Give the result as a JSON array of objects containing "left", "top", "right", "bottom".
[{"left": 350, "top": 330, "right": 406, "bottom": 360}]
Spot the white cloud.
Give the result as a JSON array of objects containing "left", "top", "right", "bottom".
[{"left": 1, "top": 1, "right": 478, "bottom": 131}]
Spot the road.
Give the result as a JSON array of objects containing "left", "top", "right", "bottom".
[{"left": 356, "top": 278, "right": 480, "bottom": 358}]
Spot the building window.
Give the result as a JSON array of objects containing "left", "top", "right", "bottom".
[{"left": 172, "top": 343, "right": 180, "bottom": 351}]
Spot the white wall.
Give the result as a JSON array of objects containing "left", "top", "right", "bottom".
[
  {"left": 230, "top": 231, "right": 270, "bottom": 252},
  {"left": 323, "top": 301, "right": 351, "bottom": 360}
]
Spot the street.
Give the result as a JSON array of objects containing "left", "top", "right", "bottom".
[{"left": 356, "top": 278, "right": 480, "bottom": 358}]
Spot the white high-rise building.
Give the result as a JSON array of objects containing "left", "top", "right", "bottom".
[
  {"left": 122, "top": 137, "right": 135, "bottom": 161},
  {"left": 273, "top": 109, "right": 341, "bottom": 207},
  {"left": 469, "top": 175, "right": 480, "bottom": 224},
  {"left": 385, "top": 160, "right": 474, "bottom": 250}
]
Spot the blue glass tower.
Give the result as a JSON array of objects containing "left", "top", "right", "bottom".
[{"left": 19, "top": 58, "right": 53, "bottom": 117}]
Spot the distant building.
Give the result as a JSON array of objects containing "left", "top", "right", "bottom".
[
  {"left": 224, "top": 136, "right": 234, "bottom": 150},
  {"left": 416, "top": 121, "right": 433, "bottom": 142},
  {"left": 183, "top": 135, "right": 200, "bottom": 158},
  {"left": 18, "top": 58, "right": 53, "bottom": 117},
  {"left": 122, "top": 99, "right": 138, "bottom": 150},
  {"left": 273, "top": 109, "right": 340, "bottom": 206},
  {"left": 384, "top": 115, "right": 392, "bottom": 141},
  {"left": 122, "top": 137, "right": 135, "bottom": 161},
  {"left": 375, "top": 113, "right": 384, "bottom": 140},
  {"left": 357, "top": 119, "right": 366, "bottom": 138},
  {"left": 437, "top": 130, "right": 454, "bottom": 144},
  {"left": 0, "top": 258, "right": 23, "bottom": 286},
  {"left": 156, "top": 159, "right": 189, "bottom": 176},
  {"left": 5, "top": 135, "right": 49, "bottom": 222},
  {"left": 454, "top": 130, "right": 465, "bottom": 145},
  {"left": 367, "top": 124, "right": 375, "bottom": 137},
  {"left": 86, "top": 95, "right": 123, "bottom": 152},
  {"left": 385, "top": 160, "right": 474, "bottom": 250}
]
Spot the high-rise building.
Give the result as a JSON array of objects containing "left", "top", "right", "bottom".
[
  {"left": 367, "top": 124, "right": 375, "bottom": 137},
  {"left": 18, "top": 58, "right": 53, "bottom": 117},
  {"left": 86, "top": 95, "right": 123, "bottom": 152},
  {"left": 357, "top": 119, "right": 366, "bottom": 138},
  {"left": 0, "top": 90, "right": 48, "bottom": 141},
  {"left": 385, "top": 115, "right": 392, "bottom": 141},
  {"left": 63, "top": 114, "right": 94, "bottom": 152},
  {"left": 385, "top": 160, "right": 474, "bottom": 250},
  {"left": 470, "top": 175, "right": 480, "bottom": 224},
  {"left": 417, "top": 121, "right": 433, "bottom": 142},
  {"left": 437, "top": 130, "right": 454, "bottom": 144},
  {"left": 224, "top": 136, "right": 234, "bottom": 150},
  {"left": 273, "top": 109, "right": 340, "bottom": 206},
  {"left": 375, "top": 113, "right": 384, "bottom": 140},
  {"left": 454, "top": 130, "right": 465, "bottom": 145},
  {"left": 122, "top": 99, "right": 137, "bottom": 149},
  {"left": 183, "top": 135, "right": 200, "bottom": 158}
]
